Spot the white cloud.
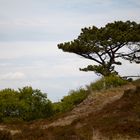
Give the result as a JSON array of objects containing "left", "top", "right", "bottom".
[
  {"left": 0, "top": 72, "right": 26, "bottom": 80},
  {"left": 0, "top": 18, "right": 49, "bottom": 28},
  {"left": 0, "top": 3, "right": 139, "bottom": 42},
  {"left": 0, "top": 0, "right": 140, "bottom": 101},
  {"left": 0, "top": 41, "right": 60, "bottom": 59}
]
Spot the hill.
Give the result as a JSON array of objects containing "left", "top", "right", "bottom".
[{"left": 0, "top": 79, "right": 140, "bottom": 140}]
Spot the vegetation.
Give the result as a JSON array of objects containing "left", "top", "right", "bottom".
[
  {"left": 0, "top": 86, "right": 53, "bottom": 122},
  {"left": 0, "top": 21, "right": 139, "bottom": 139},
  {"left": 83, "top": 85, "right": 140, "bottom": 139},
  {"left": 38, "top": 84, "right": 140, "bottom": 140},
  {"left": 0, "top": 79, "right": 139, "bottom": 140},
  {"left": 87, "top": 75, "right": 128, "bottom": 91},
  {"left": 0, "top": 86, "right": 89, "bottom": 122},
  {"left": 53, "top": 88, "right": 88, "bottom": 113},
  {"left": 52, "top": 75, "right": 127, "bottom": 115},
  {"left": 58, "top": 21, "right": 140, "bottom": 76},
  {"left": 39, "top": 80, "right": 140, "bottom": 140},
  {"left": 0, "top": 75, "right": 128, "bottom": 123}
]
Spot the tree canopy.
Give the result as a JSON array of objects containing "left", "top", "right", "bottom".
[
  {"left": 0, "top": 87, "right": 53, "bottom": 121},
  {"left": 58, "top": 21, "right": 140, "bottom": 76}
]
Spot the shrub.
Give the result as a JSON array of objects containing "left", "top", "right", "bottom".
[
  {"left": 0, "top": 86, "right": 53, "bottom": 122},
  {"left": 88, "top": 75, "right": 128, "bottom": 91},
  {"left": 55, "top": 88, "right": 88, "bottom": 113}
]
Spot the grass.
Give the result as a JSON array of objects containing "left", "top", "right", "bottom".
[{"left": 87, "top": 75, "right": 128, "bottom": 91}]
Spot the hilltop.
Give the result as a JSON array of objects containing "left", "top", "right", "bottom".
[{"left": 0, "top": 78, "right": 140, "bottom": 140}]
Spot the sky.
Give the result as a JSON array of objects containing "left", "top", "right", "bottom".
[{"left": 0, "top": 0, "right": 140, "bottom": 102}]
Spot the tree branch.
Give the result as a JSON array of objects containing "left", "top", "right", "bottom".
[
  {"left": 77, "top": 53, "right": 103, "bottom": 65},
  {"left": 95, "top": 52, "right": 105, "bottom": 64}
]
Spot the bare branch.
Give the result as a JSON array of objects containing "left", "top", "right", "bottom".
[{"left": 77, "top": 53, "right": 103, "bottom": 65}]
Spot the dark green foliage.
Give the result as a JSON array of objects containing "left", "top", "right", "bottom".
[
  {"left": 58, "top": 21, "right": 140, "bottom": 76},
  {"left": 87, "top": 75, "right": 128, "bottom": 91},
  {"left": 0, "top": 87, "right": 53, "bottom": 122}
]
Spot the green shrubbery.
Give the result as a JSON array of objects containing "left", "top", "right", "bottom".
[
  {"left": 88, "top": 75, "right": 128, "bottom": 91},
  {"left": 0, "top": 86, "right": 88, "bottom": 122},
  {"left": 0, "top": 87, "right": 53, "bottom": 122},
  {"left": 53, "top": 88, "right": 88, "bottom": 113},
  {"left": 0, "top": 75, "right": 130, "bottom": 122}
]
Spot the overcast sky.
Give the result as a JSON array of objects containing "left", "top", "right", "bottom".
[{"left": 0, "top": 0, "right": 140, "bottom": 102}]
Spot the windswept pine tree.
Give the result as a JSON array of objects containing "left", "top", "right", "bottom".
[{"left": 58, "top": 21, "right": 140, "bottom": 76}]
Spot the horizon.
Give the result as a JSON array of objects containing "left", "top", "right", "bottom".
[{"left": 0, "top": 0, "right": 140, "bottom": 101}]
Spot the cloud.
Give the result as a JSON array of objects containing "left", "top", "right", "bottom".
[
  {"left": 0, "top": 41, "right": 60, "bottom": 59},
  {"left": 0, "top": 18, "right": 49, "bottom": 29},
  {"left": 0, "top": 0, "right": 140, "bottom": 101},
  {"left": 0, "top": 0, "right": 139, "bottom": 41},
  {"left": 0, "top": 72, "right": 26, "bottom": 80}
]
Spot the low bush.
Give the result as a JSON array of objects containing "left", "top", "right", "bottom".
[
  {"left": 53, "top": 88, "right": 88, "bottom": 113},
  {"left": 0, "top": 87, "right": 53, "bottom": 122},
  {"left": 61, "top": 88, "right": 88, "bottom": 112},
  {"left": 88, "top": 75, "right": 128, "bottom": 91}
]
